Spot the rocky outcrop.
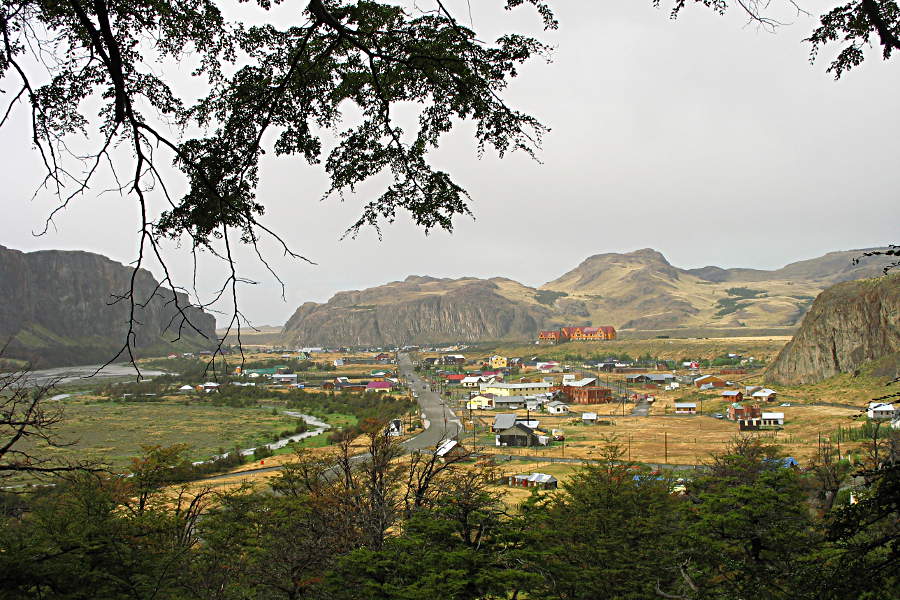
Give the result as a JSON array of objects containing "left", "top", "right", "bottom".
[
  {"left": 0, "top": 246, "right": 216, "bottom": 367},
  {"left": 283, "top": 278, "right": 551, "bottom": 346},
  {"left": 766, "top": 274, "right": 900, "bottom": 385}
]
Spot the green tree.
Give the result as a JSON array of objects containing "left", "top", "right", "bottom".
[
  {"left": 674, "top": 438, "right": 818, "bottom": 599},
  {"left": 522, "top": 441, "right": 686, "bottom": 599}
]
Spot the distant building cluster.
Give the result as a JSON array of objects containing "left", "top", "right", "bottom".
[{"left": 537, "top": 326, "right": 617, "bottom": 344}]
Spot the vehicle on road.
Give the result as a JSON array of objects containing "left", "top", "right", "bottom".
[
  {"left": 713, "top": 413, "right": 724, "bottom": 419},
  {"left": 780, "top": 403, "right": 792, "bottom": 407}
]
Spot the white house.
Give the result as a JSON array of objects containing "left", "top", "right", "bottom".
[
  {"left": 752, "top": 388, "right": 778, "bottom": 402},
  {"left": 546, "top": 400, "right": 570, "bottom": 414},
  {"left": 201, "top": 382, "right": 220, "bottom": 393},
  {"left": 761, "top": 412, "right": 785, "bottom": 426},
  {"left": 178, "top": 385, "right": 194, "bottom": 394},
  {"left": 868, "top": 402, "right": 898, "bottom": 420},
  {"left": 461, "top": 376, "right": 488, "bottom": 388}
]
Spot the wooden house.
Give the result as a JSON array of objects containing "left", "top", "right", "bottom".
[{"left": 496, "top": 423, "right": 540, "bottom": 447}]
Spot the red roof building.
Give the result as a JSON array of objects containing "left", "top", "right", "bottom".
[
  {"left": 559, "top": 326, "right": 617, "bottom": 341},
  {"left": 538, "top": 330, "right": 560, "bottom": 344}
]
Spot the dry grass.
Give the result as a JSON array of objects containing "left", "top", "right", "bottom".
[{"left": 468, "top": 400, "right": 864, "bottom": 465}]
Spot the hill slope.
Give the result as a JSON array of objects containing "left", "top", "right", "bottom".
[
  {"left": 765, "top": 273, "right": 900, "bottom": 385},
  {"left": 540, "top": 248, "right": 887, "bottom": 331},
  {"left": 281, "top": 248, "right": 890, "bottom": 346},
  {"left": 0, "top": 246, "right": 216, "bottom": 367}
]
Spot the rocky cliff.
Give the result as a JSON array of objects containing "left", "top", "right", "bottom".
[
  {"left": 766, "top": 273, "right": 900, "bottom": 385},
  {"left": 0, "top": 246, "right": 216, "bottom": 367},
  {"left": 282, "top": 276, "right": 551, "bottom": 347}
]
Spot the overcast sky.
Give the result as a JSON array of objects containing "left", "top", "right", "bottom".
[{"left": 2, "top": 1, "right": 898, "bottom": 327}]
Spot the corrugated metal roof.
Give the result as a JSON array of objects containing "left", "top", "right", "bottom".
[{"left": 493, "top": 413, "right": 517, "bottom": 430}]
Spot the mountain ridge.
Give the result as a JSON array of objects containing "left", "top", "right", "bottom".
[{"left": 281, "top": 247, "right": 889, "bottom": 346}]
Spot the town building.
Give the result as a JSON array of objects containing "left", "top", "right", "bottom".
[
  {"left": 727, "top": 402, "right": 761, "bottom": 421},
  {"left": 366, "top": 381, "right": 393, "bottom": 393},
  {"left": 538, "top": 330, "right": 560, "bottom": 344},
  {"left": 674, "top": 402, "right": 697, "bottom": 414},
  {"left": 466, "top": 394, "right": 495, "bottom": 410},
  {"left": 489, "top": 355, "right": 508, "bottom": 369},
  {"left": 480, "top": 381, "right": 552, "bottom": 397},
  {"left": 761, "top": 412, "right": 785, "bottom": 426}
]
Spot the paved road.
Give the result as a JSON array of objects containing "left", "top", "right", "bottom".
[{"left": 397, "top": 352, "right": 462, "bottom": 450}]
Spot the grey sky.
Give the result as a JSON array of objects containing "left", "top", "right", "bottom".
[{"left": 2, "top": 1, "right": 898, "bottom": 327}]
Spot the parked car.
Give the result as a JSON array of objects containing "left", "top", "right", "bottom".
[
  {"left": 713, "top": 413, "right": 724, "bottom": 419},
  {"left": 780, "top": 403, "right": 791, "bottom": 407}
]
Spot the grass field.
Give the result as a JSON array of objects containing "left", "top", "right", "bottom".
[
  {"left": 467, "top": 399, "right": 867, "bottom": 466},
  {"left": 13, "top": 400, "right": 310, "bottom": 482}
]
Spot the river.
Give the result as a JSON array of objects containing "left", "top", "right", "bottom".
[
  {"left": 193, "top": 411, "right": 332, "bottom": 464},
  {"left": 6, "top": 363, "right": 167, "bottom": 387}
]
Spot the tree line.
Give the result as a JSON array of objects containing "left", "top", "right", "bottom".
[{"left": 0, "top": 423, "right": 897, "bottom": 599}]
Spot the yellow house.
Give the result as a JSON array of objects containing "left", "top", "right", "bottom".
[
  {"left": 490, "top": 355, "right": 508, "bottom": 369},
  {"left": 466, "top": 394, "right": 495, "bottom": 410},
  {"left": 480, "top": 381, "right": 551, "bottom": 397}
]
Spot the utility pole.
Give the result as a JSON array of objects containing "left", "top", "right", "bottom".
[{"left": 664, "top": 431, "right": 668, "bottom": 464}]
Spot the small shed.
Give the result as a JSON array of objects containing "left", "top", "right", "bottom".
[
  {"left": 201, "top": 382, "right": 220, "bottom": 393},
  {"left": 582, "top": 412, "right": 598, "bottom": 425},
  {"left": 178, "top": 385, "right": 194, "bottom": 394}
]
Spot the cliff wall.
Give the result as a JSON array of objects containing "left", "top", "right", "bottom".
[
  {"left": 766, "top": 274, "right": 900, "bottom": 385},
  {"left": 0, "top": 246, "right": 216, "bottom": 367}
]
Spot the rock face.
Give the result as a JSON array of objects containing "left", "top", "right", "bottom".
[
  {"left": 766, "top": 274, "right": 900, "bottom": 385},
  {"left": 283, "top": 277, "right": 551, "bottom": 347},
  {"left": 282, "top": 247, "right": 892, "bottom": 346},
  {"left": 0, "top": 246, "right": 216, "bottom": 367}
]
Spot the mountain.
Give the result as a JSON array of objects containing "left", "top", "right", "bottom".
[
  {"left": 281, "top": 247, "right": 891, "bottom": 346},
  {"left": 765, "top": 273, "right": 900, "bottom": 385},
  {"left": 0, "top": 246, "right": 216, "bottom": 367},
  {"left": 282, "top": 276, "right": 551, "bottom": 347},
  {"left": 540, "top": 248, "right": 888, "bottom": 331}
]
